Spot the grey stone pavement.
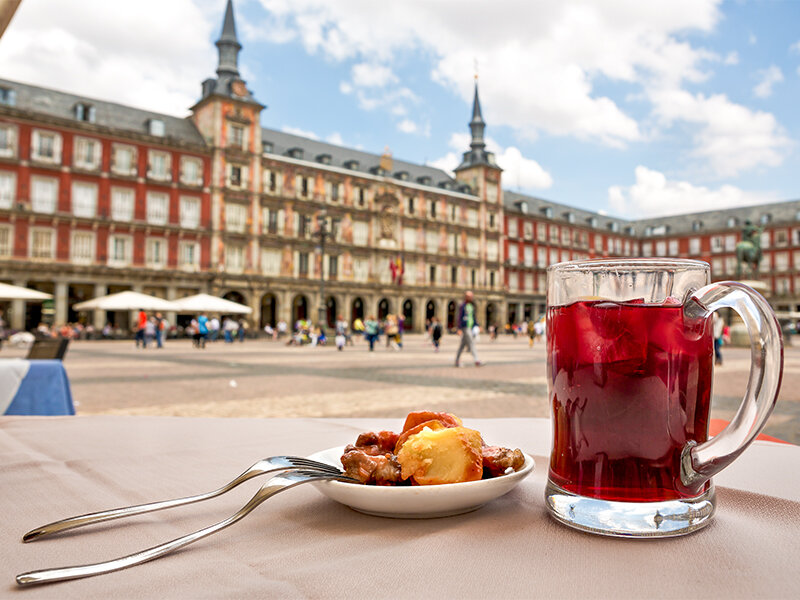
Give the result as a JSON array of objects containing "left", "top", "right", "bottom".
[{"left": 3, "top": 334, "right": 798, "bottom": 444}]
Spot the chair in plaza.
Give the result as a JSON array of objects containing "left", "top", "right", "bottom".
[{"left": 26, "top": 338, "right": 70, "bottom": 361}]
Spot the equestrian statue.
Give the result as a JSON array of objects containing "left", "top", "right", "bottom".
[{"left": 735, "top": 220, "right": 763, "bottom": 278}]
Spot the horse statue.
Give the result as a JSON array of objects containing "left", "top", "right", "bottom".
[{"left": 735, "top": 220, "right": 762, "bottom": 279}]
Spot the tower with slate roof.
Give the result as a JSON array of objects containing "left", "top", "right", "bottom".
[
  {"left": 191, "top": 0, "right": 264, "bottom": 289},
  {"left": 454, "top": 79, "right": 504, "bottom": 314}
]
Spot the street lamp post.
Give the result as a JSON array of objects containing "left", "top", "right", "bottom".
[{"left": 315, "top": 209, "right": 328, "bottom": 329}]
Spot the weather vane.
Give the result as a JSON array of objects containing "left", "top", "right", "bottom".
[{"left": 474, "top": 58, "right": 479, "bottom": 81}]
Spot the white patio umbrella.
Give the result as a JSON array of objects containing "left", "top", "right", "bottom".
[
  {"left": 171, "top": 293, "right": 252, "bottom": 315},
  {"left": 0, "top": 282, "right": 53, "bottom": 301},
  {"left": 73, "top": 291, "right": 179, "bottom": 312}
]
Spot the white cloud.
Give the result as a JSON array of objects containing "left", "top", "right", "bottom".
[
  {"left": 648, "top": 89, "right": 792, "bottom": 177},
  {"left": 753, "top": 65, "right": 784, "bottom": 98},
  {"left": 253, "top": 0, "right": 791, "bottom": 177},
  {"left": 326, "top": 132, "right": 344, "bottom": 145},
  {"left": 281, "top": 125, "right": 320, "bottom": 140},
  {"left": 351, "top": 63, "right": 397, "bottom": 87},
  {"left": 397, "top": 119, "right": 418, "bottom": 134},
  {"left": 608, "top": 166, "right": 777, "bottom": 218},
  {"left": 0, "top": 0, "right": 216, "bottom": 116},
  {"left": 431, "top": 133, "right": 552, "bottom": 190}
]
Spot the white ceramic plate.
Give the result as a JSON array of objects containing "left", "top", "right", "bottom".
[{"left": 308, "top": 445, "right": 535, "bottom": 519}]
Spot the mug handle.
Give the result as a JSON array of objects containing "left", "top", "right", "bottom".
[{"left": 681, "top": 281, "right": 784, "bottom": 488}]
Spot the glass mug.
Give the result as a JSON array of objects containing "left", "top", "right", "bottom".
[{"left": 545, "top": 259, "right": 783, "bottom": 537}]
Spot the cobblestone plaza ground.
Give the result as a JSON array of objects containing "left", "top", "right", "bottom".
[{"left": 4, "top": 334, "right": 798, "bottom": 444}]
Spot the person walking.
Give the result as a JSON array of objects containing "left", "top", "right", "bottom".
[
  {"left": 431, "top": 316, "right": 443, "bottom": 352},
  {"left": 455, "top": 291, "right": 482, "bottom": 367},
  {"left": 197, "top": 312, "right": 209, "bottom": 349},
  {"left": 154, "top": 312, "right": 164, "bottom": 349},
  {"left": 135, "top": 309, "right": 147, "bottom": 348},
  {"left": 364, "top": 315, "right": 379, "bottom": 352},
  {"left": 335, "top": 315, "right": 348, "bottom": 351},
  {"left": 713, "top": 312, "right": 724, "bottom": 366},
  {"left": 209, "top": 316, "right": 220, "bottom": 342},
  {"left": 238, "top": 318, "right": 247, "bottom": 342}
]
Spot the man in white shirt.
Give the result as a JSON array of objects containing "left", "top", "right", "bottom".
[{"left": 209, "top": 317, "right": 220, "bottom": 342}]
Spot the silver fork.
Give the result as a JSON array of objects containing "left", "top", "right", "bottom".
[
  {"left": 22, "top": 456, "right": 342, "bottom": 543},
  {"left": 17, "top": 470, "right": 355, "bottom": 586}
]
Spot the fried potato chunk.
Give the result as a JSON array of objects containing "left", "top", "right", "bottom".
[
  {"left": 393, "top": 420, "right": 446, "bottom": 454},
  {"left": 401, "top": 411, "right": 462, "bottom": 433},
  {"left": 397, "top": 426, "right": 483, "bottom": 485}
]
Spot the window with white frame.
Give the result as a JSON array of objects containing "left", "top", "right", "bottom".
[
  {"left": 354, "top": 258, "right": 369, "bottom": 282},
  {"left": 71, "top": 181, "right": 97, "bottom": 218},
  {"left": 0, "top": 124, "right": 18, "bottom": 158},
  {"left": 776, "top": 277, "right": 790, "bottom": 295},
  {"left": 561, "top": 229, "right": 571, "bottom": 245},
  {"left": 261, "top": 206, "right": 283, "bottom": 234},
  {"left": 724, "top": 235, "right": 737, "bottom": 252},
  {"left": 225, "top": 203, "right": 247, "bottom": 233},
  {"left": 146, "top": 238, "right": 166, "bottom": 268},
  {"left": 424, "top": 229, "right": 438, "bottom": 252},
  {"left": 30, "top": 228, "right": 54, "bottom": 259},
  {"left": 775, "top": 252, "right": 789, "bottom": 272},
  {"left": 325, "top": 180, "right": 343, "bottom": 203},
  {"left": 146, "top": 192, "right": 169, "bottom": 225},
  {"left": 549, "top": 249, "right": 559, "bottom": 264},
  {"left": 179, "top": 196, "right": 200, "bottom": 229},
  {"left": 108, "top": 235, "right": 132, "bottom": 266},
  {"left": 549, "top": 226, "right": 559, "bottom": 244},
  {"left": 178, "top": 241, "right": 200, "bottom": 270},
  {"left": 711, "top": 257, "right": 722, "bottom": 274},
  {"left": 31, "top": 130, "right": 62, "bottom": 163},
  {"left": 111, "top": 144, "right": 137, "bottom": 176},
  {"left": 403, "top": 228, "right": 416, "bottom": 251},
  {"left": 179, "top": 156, "right": 203, "bottom": 186},
  {"left": 508, "top": 273, "right": 518, "bottom": 292},
  {"left": 537, "top": 248, "right": 547, "bottom": 268},
  {"left": 0, "top": 170, "right": 16, "bottom": 209},
  {"left": 263, "top": 168, "right": 280, "bottom": 193},
  {"left": 0, "top": 225, "right": 12, "bottom": 256},
  {"left": 111, "top": 187, "right": 134, "bottom": 222},
  {"left": 536, "top": 222, "right": 546, "bottom": 242},
  {"left": 524, "top": 246, "right": 534, "bottom": 267},
  {"left": 594, "top": 235, "right": 603, "bottom": 252},
  {"left": 227, "top": 164, "right": 247, "bottom": 189},
  {"left": 261, "top": 248, "right": 281, "bottom": 275},
  {"left": 724, "top": 256, "right": 736, "bottom": 274},
  {"left": 761, "top": 231, "right": 770, "bottom": 249},
  {"left": 507, "top": 244, "right": 518, "bottom": 266},
  {"left": 507, "top": 218, "right": 518, "bottom": 238},
  {"left": 774, "top": 229, "right": 788, "bottom": 247},
  {"left": 353, "top": 221, "right": 369, "bottom": 246},
  {"left": 710, "top": 236, "right": 724, "bottom": 253},
  {"left": 668, "top": 240, "right": 679, "bottom": 256},
  {"left": 561, "top": 250, "right": 570, "bottom": 262},
  {"left": 689, "top": 237, "right": 701, "bottom": 255},
  {"left": 225, "top": 245, "right": 245, "bottom": 273},
  {"left": 147, "top": 150, "right": 171, "bottom": 181},
  {"left": 655, "top": 241, "right": 666, "bottom": 257},
  {"left": 73, "top": 137, "right": 101, "bottom": 170},
  {"left": 467, "top": 236, "right": 479, "bottom": 258},
  {"left": 228, "top": 125, "right": 245, "bottom": 149},
  {"left": 31, "top": 176, "right": 58, "bottom": 214},
  {"left": 640, "top": 242, "right": 652, "bottom": 257},
  {"left": 466, "top": 208, "right": 478, "bottom": 228},
  {"left": 487, "top": 240, "right": 498, "bottom": 261},
  {"left": 70, "top": 231, "right": 94, "bottom": 264},
  {"left": 523, "top": 222, "right": 533, "bottom": 240},
  {"left": 524, "top": 274, "right": 534, "bottom": 292},
  {"left": 295, "top": 174, "right": 313, "bottom": 199}
]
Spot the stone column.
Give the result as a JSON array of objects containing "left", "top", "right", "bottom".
[
  {"left": 413, "top": 295, "right": 425, "bottom": 332},
  {"left": 279, "top": 289, "right": 292, "bottom": 324},
  {"left": 249, "top": 290, "right": 261, "bottom": 331},
  {"left": 165, "top": 285, "right": 178, "bottom": 327},
  {"left": 93, "top": 283, "right": 107, "bottom": 330},
  {"left": 11, "top": 278, "right": 26, "bottom": 330},
  {"left": 54, "top": 281, "right": 68, "bottom": 326}
]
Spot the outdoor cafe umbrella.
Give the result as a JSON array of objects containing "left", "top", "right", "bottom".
[
  {"left": 72, "top": 291, "right": 178, "bottom": 312},
  {"left": 170, "top": 293, "right": 252, "bottom": 315},
  {"left": 0, "top": 282, "right": 53, "bottom": 301}
]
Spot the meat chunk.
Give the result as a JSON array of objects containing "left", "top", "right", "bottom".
[
  {"left": 481, "top": 446, "right": 525, "bottom": 477},
  {"left": 402, "top": 411, "right": 461, "bottom": 433},
  {"left": 354, "top": 430, "right": 399, "bottom": 453},
  {"left": 341, "top": 447, "right": 402, "bottom": 485}
]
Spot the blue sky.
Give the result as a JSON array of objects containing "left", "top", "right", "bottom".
[{"left": 2, "top": 0, "right": 799, "bottom": 219}]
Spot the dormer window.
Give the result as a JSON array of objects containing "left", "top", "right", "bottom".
[
  {"left": 262, "top": 141, "right": 274, "bottom": 154},
  {"left": 287, "top": 147, "right": 304, "bottom": 159},
  {"left": 726, "top": 217, "right": 737, "bottom": 228},
  {"left": 74, "top": 103, "right": 96, "bottom": 123},
  {"left": 519, "top": 202, "right": 528, "bottom": 214},
  {"left": 608, "top": 222, "right": 619, "bottom": 233},
  {"left": 692, "top": 220, "right": 703, "bottom": 231},
  {"left": 625, "top": 226, "right": 635, "bottom": 236},
  {"left": 395, "top": 171, "right": 409, "bottom": 181},
  {"left": 369, "top": 166, "right": 385, "bottom": 176},
  {"left": 438, "top": 181, "right": 453, "bottom": 190},
  {"left": 416, "top": 175, "right": 432, "bottom": 186},
  {"left": 588, "top": 216, "right": 598, "bottom": 228},
  {"left": 541, "top": 206, "right": 553, "bottom": 219},
  {"left": 760, "top": 213, "right": 771, "bottom": 225},
  {"left": 565, "top": 212, "right": 575, "bottom": 223},
  {"left": 344, "top": 159, "right": 360, "bottom": 170},
  {"left": 148, "top": 119, "right": 165, "bottom": 137},
  {"left": 644, "top": 227, "right": 653, "bottom": 236},
  {"left": 316, "top": 153, "right": 332, "bottom": 165},
  {"left": 0, "top": 87, "right": 16, "bottom": 106}
]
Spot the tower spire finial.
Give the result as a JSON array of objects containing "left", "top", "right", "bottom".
[{"left": 216, "top": 0, "right": 241, "bottom": 79}]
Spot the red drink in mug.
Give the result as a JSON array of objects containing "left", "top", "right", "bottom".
[{"left": 545, "top": 260, "right": 782, "bottom": 537}]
